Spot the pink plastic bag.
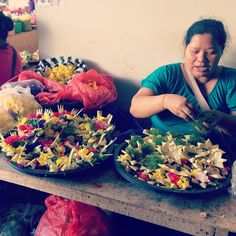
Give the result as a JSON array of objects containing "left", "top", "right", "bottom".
[
  {"left": 35, "top": 195, "right": 111, "bottom": 236},
  {"left": 65, "top": 69, "right": 117, "bottom": 110}
]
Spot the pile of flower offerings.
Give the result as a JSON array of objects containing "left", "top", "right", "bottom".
[
  {"left": 116, "top": 128, "right": 230, "bottom": 190},
  {"left": 0, "top": 106, "right": 115, "bottom": 173}
]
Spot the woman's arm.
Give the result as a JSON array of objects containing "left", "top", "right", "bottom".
[
  {"left": 130, "top": 88, "right": 196, "bottom": 121},
  {"left": 130, "top": 88, "right": 166, "bottom": 118}
]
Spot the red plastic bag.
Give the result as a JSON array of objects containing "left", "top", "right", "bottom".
[
  {"left": 11, "top": 69, "right": 117, "bottom": 108},
  {"left": 17, "top": 70, "right": 66, "bottom": 104},
  {"left": 35, "top": 195, "right": 111, "bottom": 236},
  {"left": 65, "top": 69, "right": 117, "bottom": 110}
]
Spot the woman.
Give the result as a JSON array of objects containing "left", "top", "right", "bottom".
[
  {"left": 0, "top": 11, "right": 22, "bottom": 86},
  {"left": 130, "top": 18, "right": 236, "bottom": 137}
]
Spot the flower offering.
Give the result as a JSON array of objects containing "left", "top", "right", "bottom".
[
  {"left": 0, "top": 106, "right": 115, "bottom": 173},
  {"left": 117, "top": 128, "right": 230, "bottom": 190}
]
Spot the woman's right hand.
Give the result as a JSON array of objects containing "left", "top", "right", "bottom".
[{"left": 163, "top": 94, "right": 196, "bottom": 121}]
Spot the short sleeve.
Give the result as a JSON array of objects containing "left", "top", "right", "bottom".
[
  {"left": 226, "top": 80, "right": 236, "bottom": 112},
  {"left": 221, "top": 68, "right": 236, "bottom": 112},
  {"left": 141, "top": 65, "right": 169, "bottom": 95}
]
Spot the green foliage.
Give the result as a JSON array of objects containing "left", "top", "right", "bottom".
[
  {"left": 126, "top": 146, "right": 143, "bottom": 161},
  {"left": 143, "top": 153, "right": 163, "bottom": 170},
  {"left": 188, "top": 134, "right": 205, "bottom": 145},
  {"left": 168, "top": 131, "right": 183, "bottom": 138},
  {"left": 26, "top": 118, "right": 39, "bottom": 127},
  {"left": 129, "top": 135, "right": 144, "bottom": 148},
  {"left": 141, "top": 142, "right": 155, "bottom": 155},
  {"left": 174, "top": 138, "right": 186, "bottom": 146},
  {"left": 189, "top": 111, "right": 215, "bottom": 134},
  {"left": 153, "top": 135, "right": 165, "bottom": 145},
  {"left": 149, "top": 128, "right": 163, "bottom": 136},
  {"left": 189, "top": 119, "right": 208, "bottom": 134}
]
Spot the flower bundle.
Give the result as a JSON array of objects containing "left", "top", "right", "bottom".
[
  {"left": 117, "top": 128, "right": 230, "bottom": 190},
  {"left": 43, "top": 64, "right": 76, "bottom": 84},
  {"left": 0, "top": 106, "right": 115, "bottom": 172}
]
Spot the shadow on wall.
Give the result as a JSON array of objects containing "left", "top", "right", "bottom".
[
  {"left": 221, "top": 48, "right": 236, "bottom": 68},
  {"left": 85, "top": 60, "right": 151, "bottom": 128},
  {"left": 113, "top": 77, "right": 151, "bottom": 128}
]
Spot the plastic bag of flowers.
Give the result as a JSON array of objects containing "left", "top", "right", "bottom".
[
  {"left": 63, "top": 69, "right": 117, "bottom": 110},
  {"left": 0, "top": 86, "right": 41, "bottom": 133},
  {"left": 11, "top": 67, "right": 117, "bottom": 110}
]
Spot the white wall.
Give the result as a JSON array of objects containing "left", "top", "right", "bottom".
[{"left": 36, "top": 0, "right": 236, "bottom": 112}]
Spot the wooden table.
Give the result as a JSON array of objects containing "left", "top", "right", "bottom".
[
  {"left": 0, "top": 157, "right": 235, "bottom": 236},
  {"left": 7, "top": 29, "right": 38, "bottom": 53}
]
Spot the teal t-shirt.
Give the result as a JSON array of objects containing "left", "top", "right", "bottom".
[{"left": 141, "top": 63, "right": 236, "bottom": 134}]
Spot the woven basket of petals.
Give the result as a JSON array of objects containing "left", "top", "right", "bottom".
[{"left": 34, "top": 56, "right": 87, "bottom": 84}]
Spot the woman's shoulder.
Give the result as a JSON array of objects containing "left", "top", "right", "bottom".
[
  {"left": 153, "top": 62, "right": 181, "bottom": 72},
  {"left": 221, "top": 66, "right": 236, "bottom": 83},
  {"left": 148, "top": 62, "right": 182, "bottom": 78},
  {"left": 222, "top": 66, "right": 236, "bottom": 76}
]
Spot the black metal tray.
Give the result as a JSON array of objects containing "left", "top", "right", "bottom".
[
  {"left": 2, "top": 146, "right": 113, "bottom": 178},
  {"left": 114, "top": 138, "right": 232, "bottom": 196}
]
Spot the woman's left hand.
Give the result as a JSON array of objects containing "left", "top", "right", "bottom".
[{"left": 198, "top": 110, "right": 222, "bottom": 131}]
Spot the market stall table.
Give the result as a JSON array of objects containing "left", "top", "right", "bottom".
[
  {"left": 7, "top": 29, "right": 38, "bottom": 53},
  {"left": 0, "top": 157, "right": 235, "bottom": 236}
]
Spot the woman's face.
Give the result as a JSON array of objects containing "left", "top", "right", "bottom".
[{"left": 184, "top": 33, "right": 223, "bottom": 80}]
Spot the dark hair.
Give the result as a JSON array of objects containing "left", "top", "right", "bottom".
[
  {"left": 0, "top": 11, "right": 14, "bottom": 40},
  {"left": 184, "top": 19, "right": 227, "bottom": 51}
]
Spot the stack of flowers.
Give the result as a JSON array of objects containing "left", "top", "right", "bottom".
[
  {"left": 117, "top": 128, "right": 230, "bottom": 190},
  {"left": 0, "top": 106, "right": 115, "bottom": 172}
]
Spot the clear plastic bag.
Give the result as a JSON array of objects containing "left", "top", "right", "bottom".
[
  {"left": 0, "top": 86, "right": 42, "bottom": 133},
  {"left": 0, "top": 110, "right": 15, "bottom": 133},
  {"left": 2, "top": 79, "right": 44, "bottom": 96}
]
